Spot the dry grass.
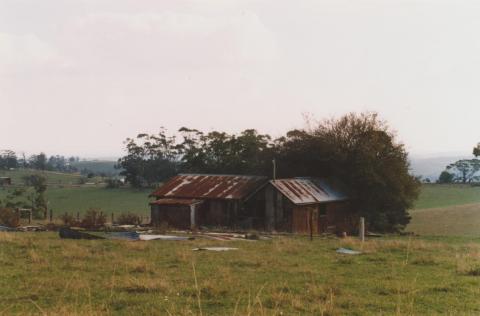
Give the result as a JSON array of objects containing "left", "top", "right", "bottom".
[
  {"left": 408, "top": 203, "right": 480, "bottom": 237},
  {"left": 0, "top": 233, "right": 479, "bottom": 315}
]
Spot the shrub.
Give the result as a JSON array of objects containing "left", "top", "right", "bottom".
[
  {"left": 0, "top": 208, "right": 20, "bottom": 227},
  {"left": 117, "top": 212, "right": 141, "bottom": 225},
  {"left": 81, "top": 208, "right": 106, "bottom": 228},
  {"left": 105, "top": 178, "right": 123, "bottom": 189},
  {"left": 60, "top": 213, "right": 79, "bottom": 227}
]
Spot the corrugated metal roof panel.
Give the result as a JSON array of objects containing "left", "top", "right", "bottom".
[
  {"left": 151, "top": 174, "right": 268, "bottom": 200},
  {"left": 270, "top": 178, "right": 347, "bottom": 205}
]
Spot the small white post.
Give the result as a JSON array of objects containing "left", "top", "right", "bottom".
[
  {"left": 190, "top": 204, "right": 196, "bottom": 230},
  {"left": 359, "top": 217, "right": 365, "bottom": 242}
]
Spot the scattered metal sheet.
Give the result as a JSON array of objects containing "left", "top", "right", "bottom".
[
  {"left": 336, "top": 248, "right": 361, "bottom": 255},
  {"left": 106, "top": 231, "right": 140, "bottom": 240},
  {"left": 192, "top": 247, "right": 238, "bottom": 251},
  {"left": 139, "top": 234, "right": 192, "bottom": 241},
  {"left": 0, "top": 225, "right": 15, "bottom": 232},
  {"left": 18, "top": 225, "right": 46, "bottom": 232},
  {"left": 150, "top": 174, "right": 268, "bottom": 200},
  {"left": 59, "top": 227, "right": 105, "bottom": 240}
]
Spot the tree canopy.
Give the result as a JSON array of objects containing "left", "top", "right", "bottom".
[
  {"left": 275, "top": 113, "right": 420, "bottom": 231},
  {"left": 446, "top": 159, "right": 480, "bottom": 183}
]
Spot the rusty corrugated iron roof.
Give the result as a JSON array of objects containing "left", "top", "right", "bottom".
[
  {"left": 270, "top": 178, "right": 348, "bottom": 205},
  {"left": 150, "top": 198, "right": 203, "bottom": 206},
  {"left": 151, "top": 174, "right": 268, "bottom": 200}
]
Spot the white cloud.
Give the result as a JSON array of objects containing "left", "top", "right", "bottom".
[
  {"left": 0, "top": 32, "right": 69, "bottom": 74},
  {"left": 62, "top": 11, "right": 278, "bottom": 73}
]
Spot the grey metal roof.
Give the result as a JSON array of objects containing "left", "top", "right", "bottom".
[{"left": 270, "top": 178, "right": 348, "bottom": 205}]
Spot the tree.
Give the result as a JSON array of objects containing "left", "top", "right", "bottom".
[
  {"left": 438, "top": 171, "right": 454, "bottom": 184},
  {"left": 276, "top": 112, "right": 420, "bottom": 232},
  {"left": 29, "top": 153, "right": 48, "bottom": 170},
  {"left": 446, "top": 159, "right": 480, "bottom": 183},
  {"left": 0, "top": 150, "right": 18, "bottom": 170},
  {"left": 177, "top": 128, "right": 275, "bottom": 175},
  {"left": 474, "top": 143, "right": 480, "bottom": 157},
  {"left": 22, "top": 174, "right": 48, "bottom": 218},
  {"left": 117, "top": 130, "right": 179, "bottom": 188}
]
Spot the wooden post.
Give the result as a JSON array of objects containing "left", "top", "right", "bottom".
[
  {"left": 272, "top": 159, "right": 276, "bottom": 180},
  {"left": 359, "top": 217, "right": 365, "bottom": 242},
  {"left": 49, "top": 209, "right": 53, "bottom": 222},
  {"left": 28, "top": 210, "right": 32, "bottom": 224},
  {"left": 190, "top": 205, "right": 195, "bottom": 229},
  {"left": 111, "top": 213, "right": 114, "bottom": 224},
  {"left": 77, "top": 212, "right": 80, "bottom": 222},
  {"left": 309, "top": 209, "right": 313, "bottom": 241}
]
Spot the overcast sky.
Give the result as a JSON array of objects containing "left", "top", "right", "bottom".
[{"left": 1, "top": 0, "right": 479, "bottom": 158}]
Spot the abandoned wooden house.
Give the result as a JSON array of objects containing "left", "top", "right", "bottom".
[
  {"left": 149, "top": 174, "right": 268, "bottom": 230},
  {"left": 150, "top": 174, "right": 358, "bottom": 235},
  {"left": 266, "top": 178, "right": 357, "bottom": 235}
]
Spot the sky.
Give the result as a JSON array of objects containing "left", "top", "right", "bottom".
[{"left": 1, "top": 0, "right": 480, "bottom": 158}]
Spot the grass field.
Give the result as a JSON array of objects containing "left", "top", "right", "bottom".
[
  {"left": 408, "top": 203, "right": 480, "bottom": 237},
  {"left": 413, "top": 184, "right": 480, "bottom": 210},
  {"left": 0, "top": 233, "right": 479, "bottom": 315},
  {"left": 45, "top": 187, "right": 151, "bottom": 215},
  {"left": 0, "top": 169, "right": 82, "bottom": 186},
  {"left": 407, "top": 184, "right": 480, "bottom": 237},
  {"left": 0, "top": 186, "right": 151, "bottom": 217},
  {"left": 0, "top": 169, "right": 151, "bottom": 216}
]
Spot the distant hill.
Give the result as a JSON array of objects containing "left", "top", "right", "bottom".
[{"left": 409, "top": 155, "right": 471, "bottom": 181}]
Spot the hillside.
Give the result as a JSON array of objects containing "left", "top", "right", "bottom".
[
  {"left": 71, "top": 160, "right": 120, "bottom": 176},
  {"left": 408, "top": 203, "right": 480, "bottom": 236},
  {"left": 413, "top": 184, "right": 480, "bottom": 209},
  {"left": 0, "top": 169, "right": 150, "bottom": 216},
  {"left": 409, "top": 155, "right": 470, "bottom": 181},
  {"left": 407, "top": 184, "right": 480, "bottom": 236},
  {"left": 0, "top": 168, "right": 82, "bottom": 186}
]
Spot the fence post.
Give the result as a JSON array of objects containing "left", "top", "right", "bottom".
[
  {"left": 49, "top": 209, "right": 53, "bottom": 222},
  {"left": 359, "top": 217, "right": 365, "bottom": 242},
  {"left": 111, "top": 213, "right": 114, "bottom": 225},
  {"left": 77, "top": 212, "right": 80, "bottom": 222}
]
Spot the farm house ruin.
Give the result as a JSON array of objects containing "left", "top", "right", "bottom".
[
  {"left": 266, "top": 178, "right": 357, "bottom": 235},
  {"left": 149, "top": 174, "right": 268, "bottom": 230},
  {"left": 150, "top": 174, "right": 358, "bottom": 234}
]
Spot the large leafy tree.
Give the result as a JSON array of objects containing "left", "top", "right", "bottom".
[
  {"left": 276, "top": 112, "right": 420, "bottom": 232},
  {"left": 177, "top": 128, "right": 274, "bottom": 175},
  {"left": 116, "top": 130, "right": 179, "bottom": 188},
  {"left": 29, "top": 153, "right": 48, "bottom": 170},
  {"left": 446, "top": 159, "right": 480, "bottom": 183}
]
